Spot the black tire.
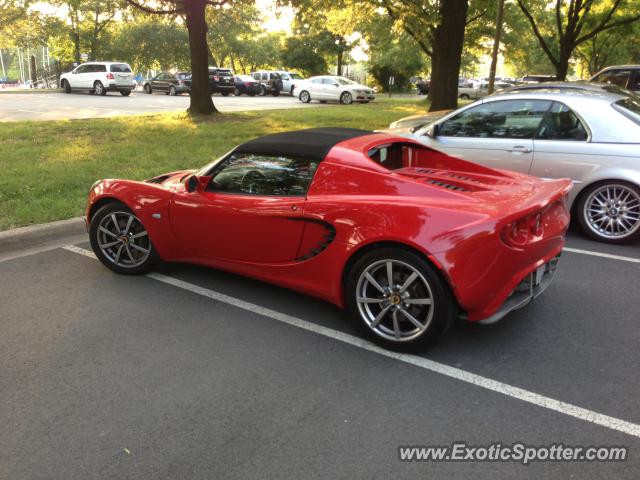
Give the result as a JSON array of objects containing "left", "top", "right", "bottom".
[
  {"left": 234, "top": 87, "right": 241, "bottom": 96},
  {"left": 144, "top": 84, "right": 152, "bottom": 94},
  {"left": 221, "top": 91, "right": 230, "bottom": 97},
  {"left": 576, "top": 181, "right": 640, "bottom": 244},
  {"left": 460, "top": 94, "right": 470, "bottom": 100},
  {"left": 248, "top": 92, "right": 256, "bottom": 97},
  {"left": 299, "top": 90, "right": 311, "bottom": 103},
  {"left": 271, "top": 90, "right": 280, "bottom": 97},
  {"left": 89, "top": 202, "right": 158, "bottom": 275},
  {"left": 94, "top": 81, "right": 106, "bottom": 96},
  {"left": 120, "top": 90, "right": 131, "bottom": 97},
  {"left": 169, "top": 85, "right": 177, "bottom": 96},
  {"left": 340, "top": 91, "right": 353, "bottom": 105},
  {"left": 345, "top": 248, "right": 456, "bottom": 351},
  {"left": 61, "top": 79, "right": 71, "bottom": 93}
]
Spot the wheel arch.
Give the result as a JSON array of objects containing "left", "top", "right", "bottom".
[
  {"left": 340, "top": 240, "right": 458, "bottom": 308},
  {"left": 570, "top": 175, "right": 640, "bottom": 217},
  {"left": 87, "top": 196, "right": 129, "bottom": 223}
]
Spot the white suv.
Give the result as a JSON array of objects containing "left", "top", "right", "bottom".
[{"left": 60, "top": 62, "right": 136, "bottom": 96}]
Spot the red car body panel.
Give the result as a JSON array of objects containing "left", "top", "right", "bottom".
[{"left": 86, "top": 132, "right": 571, "bottom": 321}]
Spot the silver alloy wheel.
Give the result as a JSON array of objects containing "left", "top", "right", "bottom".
[
  {"left": 97, "top": 211, "right": 151, "bottom": 268},
  {"left": 170, "top": 86, "right": 176, "bottom": 96},
  {"left": 341, "top": 92, "right": 352, "bottom": 104},
  {"left": 300, "top": 91, "right": 310, "bottom": 103},
  {"left": 356, "top": 259, "right": 434, "bottom": 342},
  {"left": 584, "top": 184, "right": 640, "bottom": 239},
  {"left": 94, "top": 82, "right": 104, "bottom": 95}
]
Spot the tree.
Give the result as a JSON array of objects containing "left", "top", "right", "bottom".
[
  {"left": 516, "top": 0, "right": 640, "bottom": 80},
  {"left": 126, "top": 0, "right": 237, "bottom": 115},
  {"left": 381, "top": 0, "right": 492, "bottom": 111},
  {"left": 107, "top": 17, "right": 190, "bottom": 72},
  {"left": 281, "top": 35, "right": 327, "bottom": 75},
  {"left": 360, "top": 14, "right": 425, "bottom": 91}
]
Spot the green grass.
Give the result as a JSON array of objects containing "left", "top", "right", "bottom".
[{"left": 0, "top": 98, "right": 428, "bottom": 230}]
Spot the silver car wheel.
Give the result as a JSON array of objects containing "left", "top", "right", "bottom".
[
  {"left": 356, "top": 259, "right": 434, "bottom": 342},
  {"left": 299, "top": 91, "right": 310, "bottom": 103},
  {"left": 584, "top": 184, "right": 640, "bottom": 239},
  {"left": 97, "top": 211, "right": 151, "bottom": 268},
  {"left": 94, "top": 82, "right": 104, "bottom": 95}
]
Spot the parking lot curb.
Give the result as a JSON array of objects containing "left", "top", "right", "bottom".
[{"left": 0, "top": 217, "right": 86, "bottom": 254}]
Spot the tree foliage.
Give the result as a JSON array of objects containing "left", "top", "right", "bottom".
[{"left": 516, "top": 0, "right": 640, "bottom": 79}]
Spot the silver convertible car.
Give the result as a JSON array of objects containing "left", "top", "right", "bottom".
[{"left": 399, "top": 83, "right": 640, "bottom": 244}]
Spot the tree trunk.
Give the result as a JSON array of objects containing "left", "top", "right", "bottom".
[
  {"left": 336, "top": 49, "right": 343, "bottom": 77},
  {"left": 555, "top": 49, "right": 571, "bottom": 80},
  {"left": 428, "top": 0, "right": 469, "bottom": 111},
  {"left": 185, "top": 0, "right": 216, "bottom": 115}
]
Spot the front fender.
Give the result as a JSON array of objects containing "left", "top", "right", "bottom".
[{"left": 86, "top": 179, "right": 182, "bottom": 260}]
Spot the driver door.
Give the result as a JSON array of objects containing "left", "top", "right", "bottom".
[
  {"left": 170, "top": 152, "right": 320, "bottom": 263},
  {"left": 417, "top": 99, "right": 551, "bottom": 173}
]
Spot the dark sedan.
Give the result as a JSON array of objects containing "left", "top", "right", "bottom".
[
  {"left": 143, "top": 72, "right": 191, "bottom": 96},
  {"left": 233, "top": 75, "right": 260, "bottom": 96}
]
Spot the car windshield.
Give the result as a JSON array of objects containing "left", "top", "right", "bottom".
[
  {"left": 613, "top": 98, "right": 640, "bottom": 126},
  {"left": 110, "top": 64, "right": 131, "bottom": 73},
  {"left": 212, "top": 69, "right": 233, "bottom": 76},
  {"left": 336, "top": 77, "right": 356, "bottom": 85}
]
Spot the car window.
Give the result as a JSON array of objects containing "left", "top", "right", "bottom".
[
  {"left": 157, "top": 73, "right": 167, "bottom": 80},
  {"left": 438, "top": 99, "right": 552, "bottom": 139},
  {"left": 209, "top": 153, "right": 320, "bottom": 196},
  {"left": 75, "top": 65, "right": 87, "bottom": 74},
  {"left": 612, "top": 97, "right": 640, "bottom": 126},
  {"left": 262, "top": 73, "right": 268, "bottom": 81},
  {"left": 312, "top": 78, "right": 323, "bottom": 84},
  {"left": 270, "top": 73, "right": 278, "bottom": 79},
  {"left": 322, "top": 78, "right": 337, "bottom": 85},
  {"left": 110, "top": 64, "right": 131, "bottom": 73},
  {"left": 594, "top": 70, "right": 631, "bottom": 88},
  {"left": 177, "top": 73, "right": 190, "bottom": 80},
  {"left": 536, "top": 102, "right": 588, "bottom": 141},
  {"left": 631, "top": 72, "right": 640, "bottom": 91},
  {"left": 252, "top": 73, "right": 260, "bottom": 80},
  {"left": 95, "top": 64, "right": 107, "bottom": 72}
]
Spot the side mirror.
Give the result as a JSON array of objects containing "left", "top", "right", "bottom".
[
  {"left": 424, "top": 123, "right": 439, "bottom": 138},
  {"left": 332, "top": 83, "right": 339, "bottom": 87},
  {"left": 185, "top": 174, "right": 212, "bottom": 193},
  {"left": 185, "top": 174, "right": 198, "bottom": 193}
]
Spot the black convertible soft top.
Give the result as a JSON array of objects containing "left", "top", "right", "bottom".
[{"left": 234, "top": 127, "right": 373, "bottom": 161}]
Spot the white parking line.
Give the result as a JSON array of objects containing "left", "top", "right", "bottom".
[
  {"left": 62, "top": 244, "right": 640, "bottom": 439},
  {"left": 564, "top": 247, "right": 640, "bottom": 264}
]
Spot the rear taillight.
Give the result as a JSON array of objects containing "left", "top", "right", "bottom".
[
  {"left": 213, "top": 75, "right": 220, "bottom": 81},
  {"left": 179, "top": 80, "right": 185, "bottom": 84},
  {"left": 245, "top": 82, "right": 251, "bottom": 86},
  {"left": 501, "top": 211, "right": 544, "bottom": 248},
  {"left": 106, "top": 73, "right": 114, "bottom": 80}
]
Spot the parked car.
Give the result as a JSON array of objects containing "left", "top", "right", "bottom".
[
  {"left": 520, "top": 74, "right": 557, "bottom": 83},
  {"left": 293, "top": 76, "right": 375, "bottom": 104},
  {"left": 275, "top": 71, "right": 304, "bottom": 94},
  {"left": 590, "top": 65, "right": 640, "bottom": 92},
  {"left": 85, "top": 128, "right": 570, "bottom": 349},
  {"left": 60, "top": 62, "right": 135, "bottom": 96},
  {"left": 415, "top": 77, "right": 430, "bottom": 95},
  {"left": 251, "top": 71, "right": 283, "bottom": 96},
  {"left": 143, "top": 71, "right": 191, "bottom": 95},
  {"left": 402, "top": 82, "right": 640, "bottom": 243},
  {"left": 458, "top": 81, "right": 513, "bottom": 100},
  {"left": 208, "top": 67, "right": 235, "bottom": 96},
  {"left": 233, "top": 75, "right": 260, "bottom": 96}
]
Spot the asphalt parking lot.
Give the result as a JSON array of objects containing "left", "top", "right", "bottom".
[
  {"left": 0, "top": 90, "right": 328, "bottom": 122},
  {"left": 1, "top": 228, "right": 639, "bottom": 479}
]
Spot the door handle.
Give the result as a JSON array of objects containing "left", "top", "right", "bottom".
[{"left": 507, "top": 146, "right": 532, "bottom": 153}]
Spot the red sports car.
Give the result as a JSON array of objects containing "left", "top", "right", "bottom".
[{"left": 86, "top": 128, "right": 571, "bottom": 349}]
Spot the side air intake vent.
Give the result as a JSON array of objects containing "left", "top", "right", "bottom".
[{"left": 426, "top": 180, "right": 468, "bottom": 191}]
